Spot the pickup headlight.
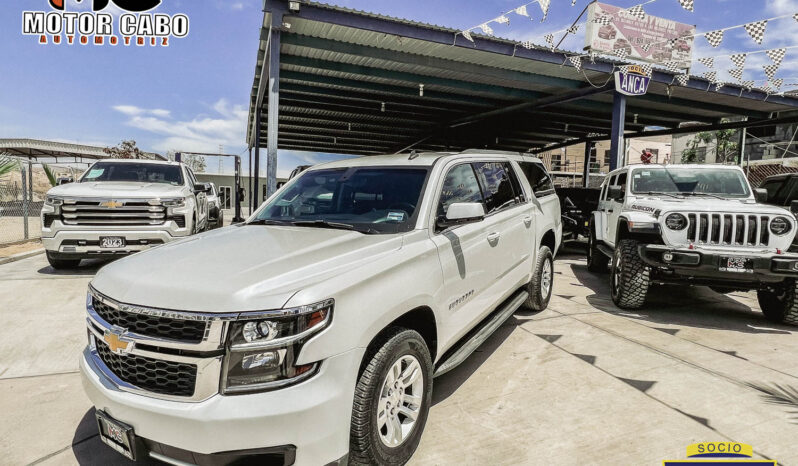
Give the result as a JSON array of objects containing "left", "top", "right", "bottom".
[
  {"left": 161, "top": 197, "right": 186, "bottom": 207},
  {"left": 770, "top": 216, "right": 792, "bottom": 236},
  {"left": 665, "top": 213, "right": 688, "bottom": 230},
  {"left": 222, "top": 299, "right": 333, "bottom": 394},
  {"left": 45, "top": 196, "right": 64, "bottom": 207}
]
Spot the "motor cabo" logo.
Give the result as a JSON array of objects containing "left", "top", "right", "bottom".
[{"left": 22, "top": 0, "right": 189, "bottom": 47}]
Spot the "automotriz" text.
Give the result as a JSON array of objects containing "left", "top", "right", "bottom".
[{"left": 22, "top": 11, "right": 188, "bottom": 46}]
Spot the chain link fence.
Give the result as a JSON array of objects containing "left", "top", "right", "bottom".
[{"left": 0, "top": 163, "right": 50, "bottom": 246}]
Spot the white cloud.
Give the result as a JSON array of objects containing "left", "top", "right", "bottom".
[
  {"left": 231, "top": 2, "right": 245, "bottom": 10},
  {"left": 113, "top": 99, "right": 248, "bottom": 153}
]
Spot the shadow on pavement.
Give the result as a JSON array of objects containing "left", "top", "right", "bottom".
[
  {"left": 37, "top": 259, "right": 110, "bottom": 276},
  {"left": 568, "top": 261, "right": 793, "bottom": 335},
  {"left": 73, "top": 408, "right": 159, "bottom": 465}
]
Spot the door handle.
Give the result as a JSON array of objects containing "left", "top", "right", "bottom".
[
  {"left": 487, "top": 232, "right": 501, "bottom": 243},
  {"left": 522, "top": 216, "right": 533, "bottom": 227},
  {"left": 607, "top": 210, "right": 614, "bottom": 213}
]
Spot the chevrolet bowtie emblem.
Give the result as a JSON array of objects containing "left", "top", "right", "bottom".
[
  {"left": 100, "top": 200, "right": 124, "bottom": 209},
  {"left": 103, "top": 329, "right": 134, "bottom": 354}
]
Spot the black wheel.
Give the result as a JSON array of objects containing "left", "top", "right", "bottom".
[
  {"left": 522, "top": 246, "right": 553, "bottom": 312},
  {"left": 757, "top": 280, "right": 798, "bottom": 326},
  {"left": 610, "top": 239, "right": 650, "bottom": 309},
  {"left": 587, "top": 221, "right": 609, "bottom": 273},
  {"left": 350, "top": 328, "right": 433, "bottom": 466},
  {"left": 46, "top": 251, "right": 80, "bottom": 269}
]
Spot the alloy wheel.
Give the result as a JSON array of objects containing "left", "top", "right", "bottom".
[{"left": 377, "top": 355, "right": 424, "bottom": 448}]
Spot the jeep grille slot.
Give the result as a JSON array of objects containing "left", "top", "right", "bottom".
[
  {"left": 61, "top": 200, "right": 167, "bottom": 226},
  {"left": 683, "top": 213, "right": 771, "bottom": 247}
]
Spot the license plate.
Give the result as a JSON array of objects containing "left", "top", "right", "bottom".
[
  {"left": 719, "top": 256, "right": 753, "bottom": 273},
  {"left": 100, "top": 237, "right": 125, "bottom": 248},
  {"left": 96, "top": 410, "right": 136, "bottom": 460}
]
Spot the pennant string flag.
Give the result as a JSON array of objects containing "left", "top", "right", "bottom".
[
  {"left": 462, "top": 30, "right": 473, "bottom": 42},
  {"left": 614, "top": 47, "right": 629, "bottom": 60},
  {"left": 764, "top": 64, "right": 779, "bottom": 79},
  {"left": 767, "top": 48, "right": 787, "bottom": 67},
  {"left": 480, "top": 23, "right": 494, "bottom": 35},
  {"left": 641, "top": 43, "right": 652, "bottom": 52},
  {"left": 495, "top": 15, "right": 510, "bottom": 25},
  {"left": 728, "top": 68, "right": 743, "bottom": 80},
  {"left": 744, "top": 20, "right": 768, "bottom": 45},
  {"left": 515, "top": 5, "right": 529, "bottom": 17},
  {"left": 569, "top": 56, "right": 582, "bottom": 72},
  {"left": 773, "top": 78, "right": 784, "bottom": 90},
  {"left": 521, "top": 40, "right": 534, "bottom": 49},
  {"left": 627, "top": 5, "right": 646, "bottom": 19},
  {"left": 742, "top": 80, "right": 755, "bottom": 91},
  {"left": 539, "top": 0, "right": 551, "bottom": 22},
  {"left": 676, "top": 74, "right": 690, "bottom": 86},
  {"left": 678, "top": 0, "right": 694, "bottom": 12},
  {"left": 715, "top": 82, "right": 725, "bottom": 91},
  {"left": 698, "top": 57, "right": 714, "bottom": 68},
  {"left": 730, "top": 53, "right": 747, "bottom": 69},
  {"left": 567, "top": 24, "right": 580, "bottom": 34},
  {"left": 664, "top": 61, "right": 682, "bottom": 73},
  {"left": 705, "top": 30, "right": 723, "bottom": 48},
  {"left": 544, "top": 33, "right": 555, "bottom": 51},
  {"left": 703, "top": 71, "right": 718, "bottom": 82}
]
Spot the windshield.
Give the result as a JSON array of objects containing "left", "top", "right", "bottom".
[
  {"left": 251, "top": 167, "right": 429, "bottom": 234},
  {"left": 81, "top": 162, "right": 184, "bottom": 185},
  {"left": 630, "top": 167, "right": 750, "bottom": 198}
]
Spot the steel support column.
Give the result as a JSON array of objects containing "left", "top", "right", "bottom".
[
  {"left": 265, "top": 15, "right": 282, "bottom": 199},
  {"left": 583, "top": 141, "right": 594, "bottom": 188},
  {"left": 609, "top": 92, "right": 627, "bottom": 171},
  {"left": 254, "top": 111, "right": 261, "bottom": 210},
  {"left": 248, "top": 147, "right": 253, "bottom": 215}
]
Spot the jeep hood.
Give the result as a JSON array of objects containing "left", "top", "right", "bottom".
[
  {"left": 91, "top": 225, "right": 403, "bottom": 312},
  {"left": 629, "top": 196, "right": 793, "bottom": 216},
  {"left": 47, "top": 182, "right": 184, "bottom": 199}
]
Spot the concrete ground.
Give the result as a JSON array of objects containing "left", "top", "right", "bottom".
[{"left": 2, "top": 243, "right": 798, "bottom": 465}]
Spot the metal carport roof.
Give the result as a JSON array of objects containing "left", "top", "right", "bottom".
[{"left": 0, "top": 138, "right": 165, "bottom": 161}]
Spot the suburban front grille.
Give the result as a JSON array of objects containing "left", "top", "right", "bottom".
[
  {"left": 93, "top": 297, "right": 207, "bottom": 343},
  {"left": 684, "top": 213, "right": 770, "bottom": 246},
  {"left": 95, "top": 342, "right": 197, "bottom": 397},
  {"left": 61, "top": 200, "right": 166, "bottom": 226}
]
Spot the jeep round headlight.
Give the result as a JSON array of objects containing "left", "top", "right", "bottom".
[
  {"left": 770, "top": 216, "right": 792, "bottom": 236},
  {"left": 665, "top": 213, "right": 687, "bottom": 230}
]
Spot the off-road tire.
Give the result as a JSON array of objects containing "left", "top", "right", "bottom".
[
  {"left": 757, "top": 280, "right": 798, "bottom": 326},
  {"left": 522, "top": 246, "right": 554, "bottom": 312},
  {"left": 610, "top": 240, "right": 650, "bottom": 309},
  {"left": 349, "top": 328, "right": 433, "bottom": 465},
  {"left": 46, "top": 251, "right": 80, "bottom": 269},
  {"left": 587, "top": 221, "right": 609, "bottom": 273}
]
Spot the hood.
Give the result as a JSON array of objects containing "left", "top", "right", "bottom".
[
  {"left": 91, "top": 225, "right": 403, "bottom": 312},
  {"left": 47, "top": 182, "right": 185, "bottom": 199},
  {"left": 629, "top": 195, "right": 793, "bottom": 216}
]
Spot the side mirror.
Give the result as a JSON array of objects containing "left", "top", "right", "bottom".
[
  {"left": 607, "top": 185, "right": 624, "bottom": 201},
  {"left": 790, "top": 200, "right": 798, "bottom": 215},
  {"left": 753, "top": 188, "right": 768, "bottom": 203},
  {"left": 56, "top": 178, "right": 73, "bottom": 185},
  {"left": 194, "top": 183, "right": 212, "bottom": 194},
  {"left": 437, "top": 202, "right": 485, "bottom": 229}
]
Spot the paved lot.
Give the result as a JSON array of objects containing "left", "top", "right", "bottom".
[{"left": 2, "top": 243, "right": 798, "bottom": 465}]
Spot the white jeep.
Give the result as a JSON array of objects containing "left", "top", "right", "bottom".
[
  {"left": 80, "top": 150, "right": 561, "bottom": 465},
  {"left": 588, "top": 164, "right": 798, "bottom": 325},
  {"left": 41, "top": 159, "right": 211, "bottom": 268}
]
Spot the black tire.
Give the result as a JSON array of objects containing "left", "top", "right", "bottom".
[
  {"left": 587, "top": 221, "right": 609, "bottom": 273},
  {"left": 522, "top": 246, "right": 554, "bottom": 312},
  {"left": 610, "top": 239, "right": 650, "bottom": 309},
  {"left": 757, "top": 280, "right": 798, "bottom": 326},
  {"left": 46, "top": 251, "right": 80, "bottom": 269},
  {"left": 349, "top": 328, "right": 433, "bottom": 466}
]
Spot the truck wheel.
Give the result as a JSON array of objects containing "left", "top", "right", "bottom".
[
  {"left": 757, "top": 280, "right": 798, "bottom": 326},
  {"left": 522, "top": 246, "right": 553, "bottom": 312},
  {"left": 350, "top": 328, "right": 433, "bottom": 466},
  {"left": 610, "top": 240, "right": 649, "bottom": 309},
  {"left": 46, "top": 251, "right": 80, "bottom": 269},
  {"left": 587, "top": 221, "right": 609, "bottom": 273}
]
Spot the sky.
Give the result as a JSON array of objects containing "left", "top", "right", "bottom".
[{"left": 2, "top": 0, "right": 798, "bottom": 177}]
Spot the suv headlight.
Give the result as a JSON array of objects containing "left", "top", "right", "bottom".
[
  {"left": 770, "top": 216, "right": 792, "bottom": 236},
  {"left": 665, "top": 213, "right": 688, "bottom": 230},
  {"left": 222, "top": 299, "right": 333, "bottom": 394}
]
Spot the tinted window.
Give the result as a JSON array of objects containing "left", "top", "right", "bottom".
[
  {"left": 519, "top": 162, "right": 555, "bottom": 197},
  {"left": 81, "top": 162, "right": 183, "bottom": 185},
  {"left": 438, "top": 164, "right": 484, "bottom": 218},
  {"left": 473, "top": 162, "right": 519, "bottom": 214},
  {"left": 630, "top": 167, "right": 750, "bottom": 198}
]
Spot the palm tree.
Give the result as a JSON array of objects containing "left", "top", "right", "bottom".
[{"left": 0, "top": 154, "right": 19, "bottom": 178}]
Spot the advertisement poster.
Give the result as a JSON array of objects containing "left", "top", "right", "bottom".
[{"left": 585, "top": 2, "right": 696, "bottom": 68}]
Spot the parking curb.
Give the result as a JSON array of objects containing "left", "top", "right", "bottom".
[{"left": 0, "top": 248, "right": 45, "bottom": 266}]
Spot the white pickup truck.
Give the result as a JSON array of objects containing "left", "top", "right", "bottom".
[
  {"left": 80, "top": 150, "right": 561, "bottom": 465},
  {"left": 41, "top": 159, "right": 210, "bottom": 268},
  {"left": 588, "top": 164, "right": 798, "bottom": 324}
]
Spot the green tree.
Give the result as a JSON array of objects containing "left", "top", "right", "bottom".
[
  {"left": 0, "top": 154, "right": 19, "bottom": 178},
  {"left": 681, "top": 127, "right": 739, "bottom": 164}
]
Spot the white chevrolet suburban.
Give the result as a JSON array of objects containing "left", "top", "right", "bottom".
[
  {"left": 80, "top": 150, "right": 561, "bottom": 465},
  {"left": 41, "top": 159, "right": 211, "bottom": 269},
  {"left": 588, "top": 164, "right": 798, "bottom": 324}
]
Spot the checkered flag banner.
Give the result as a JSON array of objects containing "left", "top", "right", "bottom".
[
  {"left": 744, "top": 20, "right": 768, "bottom": 45},
  {"left": 728, "top": 68, "right": 743, "bottom": 81},
  {"left": 569, "top": 56, "right": 582, "bottom": 72},
  {"left": 539, "top": 0, "right": 551, "bottom": 22},
  {"left": 641, "top": 43, "right": 652, "bottom": 52},
  {"left": 544, "top": 33, "right": 555, "bottom": 51},
  {"left": 715, "top": 82, "right": 726, "bottom": 91},
  {"left": 741, "top": 80, "right": 755, "bottom": 91},
  {"left": 521, "top": 40, "right": 534, "bottom": 49},
  {"left": 593, "top": 16, "right": 612, "bottom": 26},
  {"left": 678, "top": 0, "right": 694, "bottom": 12},
  {"left": 703, "top": 71, "right": 718, "bottom": 82},
  {"left": 614, "top": 47, "right": 629, "bottom": 60},
  {"left": 764, "top": 64, "right": 779, "bottom": 79},
  {"left": 730, "top": 53, "right": 747, "bottom": 69},
  {"left": 639, "top": 63, "right": 653, "bottom": 76},
  {"left": 760, "top": 85, "right": 774, "bottom": 94},
  {"left": 675, "top": 74, "right": 690, "bottom": 86},
  {"left": 627, "top": 5, "right": 646, "bottom": 19},
  {"left": 704, "top": 30, "right": 723, "bottom": 48},
  {"left": 495, "top": 15, "right": 510, "bottom": 25},
  {"left": 698, "top": 57, "right": 714, "bottom": 68},
  {"left": 589, "top": 51, "right": 598, "bottom": 63},
  {"left": 462, "top": 30, "right": 474, "bottom": 42},
  {"left": 515, "top": 5, "right": 529, "bottom": 17},
  {"left": 664, "top": 61, "right": 682, "bottom": 73},
  {"left": 767, "top": 48, "right": 787, "bottom": 67},
  {"left": 480, "top": 23, "right": 494, "bottom": 35},
  {"left": 572, "top": 0, "right": 577, "bottom": 5},
  {"left": 567, "top": 24, "right": 580, "bottom": 34},
  {"left": 773, "top": 78, "right": 784, "bottom": 90}
]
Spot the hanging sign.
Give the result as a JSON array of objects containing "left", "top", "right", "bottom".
[
  {"left": 614, "top": 66, "right": 651, "bottom": 96},
  {"left": 585, "top": 2, "right": 695, "bottom": 68}
]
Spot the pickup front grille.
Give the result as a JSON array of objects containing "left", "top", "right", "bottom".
[
  {"left": 92, "top": 297, "right": 207, "bottom": 343},
  {"left": 96, "top": 342, "right": 197, "bottom": 397},
  {"left": 61, "top": 200, "right": 166, "bottom": 226},
  {"left": 685, "top": 213, "right": 770, "bottom": 246}
]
